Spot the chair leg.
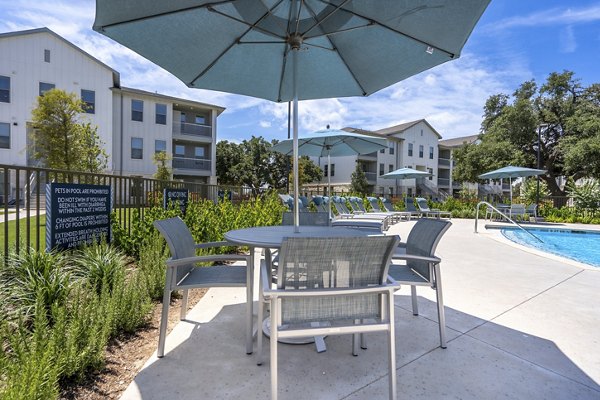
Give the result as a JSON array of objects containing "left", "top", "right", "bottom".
[
  {"left": 386, "top": 292, "right": 397, "bottom": 400},
  {"left": 434, "top": 264, "right": 447, "bottom": 349},
  {"left": 157, "top": 289, "right": 171, "bottom": 358},
  {"left": 180, "top": 288, "right": 188, "bottom": 320},
  {"left": 270, "top": 298, "right": 279, "bottom": 400},
  {"left": 361, "top": 332, "right": 368, "bottom": 350},
  {"left": 410, "top": 285, "right": 419, "bottom": 316},
  {"left": 257, "top": 266, "right": 264, "bottom": 365},
  {"left": 352, "top": 333, "right": 359, "bottom": 356}
]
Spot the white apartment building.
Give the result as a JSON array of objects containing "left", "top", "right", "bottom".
[
  {"left": 0, "top": 28, "right": 224, "bottom": 201},
  {"left": 437, "top": 134, "right": 480, "bottom": 197},
  {"left": 310, "top": 119, "right": 442, "bottom": 197}
]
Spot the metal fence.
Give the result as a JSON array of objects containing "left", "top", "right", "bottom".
[{"left": 0, "top": 163, "right": 252, "bottom": 257}]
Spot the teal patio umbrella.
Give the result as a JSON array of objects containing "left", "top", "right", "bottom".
[
  {"left": 93, "top": 0, "right": 490, "bottom": 230},
  {"left": 479, "top": 166, "right": 546, "bottom": 204},
  {"left": 272, "top": 128, "right": 387, "bottom": 219},
  {"left": 381, "top": 167, "right": 432, "bottom": 200}
]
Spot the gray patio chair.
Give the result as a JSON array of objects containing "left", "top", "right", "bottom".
[
  {"left": 331, "top": 196, "right": 354, "bottom": 218},
  {"left": 415, "top": 197, "right": 452, "bottom": 219},
  {"left": 153, "top": 217, "right": 252, "bottom": 357},
  {"left": 509, "top": 204, "right": 526, "bottom": 220},
  {"left": 380, "top": 197, "right": 412, "bottom": 222},
  {"left": 388, "top": 218, "right": 452, "bottom": 348},
  {"left": 281, "top": 211, "right": 329, "bottom": 226},
  {"left": 258, "top": 236, "right": 400, "bottom": 400},
  {"left": 311, "top": 195, "right": 328, "bottom": 213},
  {"left": 404, "top": 197, "right": 422, "bottom": 219},
  {"left": 526, "top": 203, "right": 538, "bottom": 221},
  {"left": 347, "top": 196, "right": 366, "bottom": 214}
]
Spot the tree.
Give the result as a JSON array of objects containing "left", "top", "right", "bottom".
[
  {"left": 350, "top": 163, "right": 369, "bottom": 195},
  {"left": 30, "top": 89, "right": 108, "bottom": 173},
  {"left": 216, "top": 136, "right": 322, "bottom": 193},
  {"left": 153, "top": 151, "right": 172, "bottom": 181},
  {"left": 453, "top": 71, "right": 600, "bottom": 196}
]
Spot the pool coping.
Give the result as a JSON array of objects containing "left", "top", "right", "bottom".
[{"left": 480, "top": 221, "right": 600, "bottom": 270}]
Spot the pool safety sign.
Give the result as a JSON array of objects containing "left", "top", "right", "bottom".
[
  {"left": 163, "top": 188, "right": 188, "bottom": 214},
  {"left": 46, "top": 183, "right": 112, "bottom": 250}
]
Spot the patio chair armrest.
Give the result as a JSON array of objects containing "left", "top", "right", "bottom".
[
  {"left": 166, "top": 254, "right": 249, "bottom": 268},
  {"left": 391, "top": 254, "right": 441, "bottom": 264},
  {"left": 263, "top": 283, "right": 399, "bottom": 298},
  {"left": 194, "top": 241, "right": 232, "bottom": 249}
]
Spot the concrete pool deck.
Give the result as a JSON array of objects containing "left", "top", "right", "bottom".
[{"left": 120, "top": 218, "right": 600, "bottom": 400}]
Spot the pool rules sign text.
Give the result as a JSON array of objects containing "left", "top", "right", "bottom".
[{"left": 46, "top": 183, "right": 112, "bottom": 250}]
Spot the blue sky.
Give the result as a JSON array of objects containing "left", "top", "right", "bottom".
[{"left": 1, "top": 1, "right": 599, "bottom": 142}]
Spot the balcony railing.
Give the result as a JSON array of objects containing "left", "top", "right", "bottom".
[
  {"left": 438, "top": 178, "right": 450, "bottom": 186},
  {"left": 173, "top": 122, "right": 212, "bottom": 138},
  {"left": 365, "top": 172, "right": 377, "bottom": 182},
  {"left": 438, "top": 157, "right": 451, "bottom": 167},
  {"left": 172, "top": 157, "right": 211, "bottom": 171}
]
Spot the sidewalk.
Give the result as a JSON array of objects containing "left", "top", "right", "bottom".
[{"left": 120, "top": 219, "right": 600, "bottom": 399}]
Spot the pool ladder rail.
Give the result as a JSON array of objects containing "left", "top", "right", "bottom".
[{"left": 474, "top": 201, "right": 543, "bottom": 243}]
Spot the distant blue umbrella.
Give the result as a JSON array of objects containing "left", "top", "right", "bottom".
[
  {"left": 479, "top": 166, "right": 546, "bottom": 203},
  {"left": 94, "top": 0, "right": 490, "bottom": 231},
  {"left": 272, "top": 129, "right": 387, "bottom": 219}
]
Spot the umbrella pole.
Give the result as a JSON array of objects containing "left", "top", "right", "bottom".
[
  {"left": 509, "top": 177, "right": 513, "bottom": 205},
  {"left": 292, "top": 46, "right": 300, "bottom": 232},
  {"left": 327, "top": 151, "right": 332, "bottom": 221}
]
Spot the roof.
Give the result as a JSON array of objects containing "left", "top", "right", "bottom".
[
  {"left": 342, "top": 127, "right": 403, "bottom": 142},
  {"left": 375, "top": 119, "right": 442, "bottom": 139},
  {"left": 438, "top": 134, "right": 480, "bottom": 148},
  {"left": 116, "top": 86, "right": 226, "bottom": 115},
  {"left": 0, "top": 27, "right": 120, "bottom": 88}
]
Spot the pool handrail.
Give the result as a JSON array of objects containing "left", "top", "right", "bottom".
[{"left": 475, "top": 201, "right": 543, "bottom": 243}]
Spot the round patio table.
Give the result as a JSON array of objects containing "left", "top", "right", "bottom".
[{"left": 225, "top": 225, "right": 388, "bottom": 347}]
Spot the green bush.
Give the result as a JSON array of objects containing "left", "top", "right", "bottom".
[{"left": 68, "top": 241, "right": 127, "bottom": 295}]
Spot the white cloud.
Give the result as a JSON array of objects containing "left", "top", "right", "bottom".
[
  {"left": 483, "top": 4, "right": 600, "bottom": 32},
  {"left": 259, "top": 120, "right": 272, "bottom": 128},
  {"left": 559, "top": 25, "right": 577, "bottom": 53}
]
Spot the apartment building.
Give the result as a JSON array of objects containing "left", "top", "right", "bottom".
[
  {"left": 437, "top": 134, "right": 480, "bottom": 197},
  {"left": 311, "top": 119, "right": 442, "bottom": 197},
  {"left": 0, "top": 28, "right": 224, "bottom": 201}
]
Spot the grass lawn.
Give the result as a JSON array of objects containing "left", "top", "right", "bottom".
[{"left": 0, "top": 215, "right": 47, "bottom": 252}]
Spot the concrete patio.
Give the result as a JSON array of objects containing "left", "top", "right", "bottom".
[{"left": 121, "top": 218, "right": 600, "bottom": 400}]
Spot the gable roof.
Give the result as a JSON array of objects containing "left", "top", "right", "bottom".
[
  {"left": 117, "top": 86, "right": 226, "bottom": 115},
  {"left": 438, "top": 134, "right": 480, "bottom": 148},
  {"left": 0, "top": 27, "right": 120, "bottom": 87},
  {"left": 375, "top": 119, "right": 442, "bottom": 139}
]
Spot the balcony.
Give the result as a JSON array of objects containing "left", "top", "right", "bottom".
[
  {"left": 173, "top": 122, "right": 212, "bottom": 138},
  {"left": 438, "top": 157, "right": 451, "bottom": 167},
  {"left": 172, "top": 156, "right": 211, "bottom": 172},
  {"left": 438, "top": 177, "right": 450, "bottom": 187},
  {"left": 364, "top": 172, "right": 377, "bottom": 182}
]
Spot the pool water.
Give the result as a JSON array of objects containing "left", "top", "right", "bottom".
[{"left": 501, "top": 228, "right": 600, "bottom": 267}]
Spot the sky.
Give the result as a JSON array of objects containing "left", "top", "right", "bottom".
[{"left": 1, "top": 1, "right": 599, "bottom": 143}]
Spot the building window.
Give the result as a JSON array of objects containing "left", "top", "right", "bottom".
[
  {"left": 155, "top": 139, "right": 166, "bottom": 154},
  {"left": 155, "top": 104, "right": 167, "bottom": 125},
  {"left": 131, "top": 99, "right": 143, "bottom": 122},
  {"left": 44, "top": 49, "right": 51, "bottom": 63},
  {"left": 195, "top": 115, "right": 206, "bottom": 124},
  {"left": 39, "top": 82, "right": 55, "bottom": 96},
  {"left": 175, "top": 145, "right": 185, "bottom": 156},
  {"left": 419, "top": 145, "right": 424, "bottom": 158},
  {"left": 408, "top": 143, "right": 413, "bottom": 157},
  {"left": 194, "top": 146, "right": 205, "bottom": 158},
  {"left": 324, "top": 164, "right": 335, "bottom": 177},
  {"left": 389, "top": 145, "right": 394, "bottom": 155},
  {"left": 81, "top": 90, "right": 95, "bottom": 114},
  {"left": 131, "top": 137, "right": 143, "bottom": 159},
  {"left": 429, "top": 146, "right": 434, "bottom": 159},
  {"left": 389, "top": 164, "right": 394, "bottom": 173},
  {"left": 0, "top": 76, "right": 9, "bottom": 103},
  {"left": 379, "top": 148, "right": 385, "bottom": 154},
  {"left": 379, "top": 163, "right": 384, "bottom": 176},
  {"left": 428, "top": 168, "right": 433, "bottom": 180},
  {"left": 0, "top": 123, "right": 10, "bottom": 149}
]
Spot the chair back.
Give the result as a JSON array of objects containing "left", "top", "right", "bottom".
[
  {"left": 276, "top": 236, "right": 399, "bottom": 324},
  {"left": 405, "top": 219, "right": 451, "bottom": 279},
  {"left": 281, "top": 212, "right": 330, "bottom": 226},
  {"left": 278, "top": 194, "right": 293, "bottom": 210},
  {"left": 415, "top": 197, "right": 430, "bottom": 212},
  {"left": 380, "top": 197, "right": 395, "bottom": 212},
  {"left": 298, "top": 196, "right": 310, "bottom": 212},
  {"left": 367, "top": 197, "right": 382, "bottom": 212},
  {"left": 153, "top": 217, "right": 197, "bottom": 283},
  {"left": 405, "top": 197, "right": 418, "bottom": 212},
  {"left": 349, "top": 197, "right": 367, "bottom": 212}
]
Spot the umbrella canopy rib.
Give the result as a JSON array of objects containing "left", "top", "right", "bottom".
[
  {"left": 303, "top": 0, "right": 353, "bottom": 37},
  {"left": 330, "top": 4, "right": 457, "bottom": 58},
  {"left": 96, "top": 1, "right": 235, "bottom": 30}
]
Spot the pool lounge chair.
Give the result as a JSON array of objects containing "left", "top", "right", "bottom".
[
  {"left": 403, "top": 197, "right": 422, "bottom": 219},
  {"left": 415, "top": 197, "right": 451, "bottom": 219}
]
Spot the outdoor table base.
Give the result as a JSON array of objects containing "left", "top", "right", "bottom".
[{"left": 261, "top": 318, "right": 328, "bottom": 352}]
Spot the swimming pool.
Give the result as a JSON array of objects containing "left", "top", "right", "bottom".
[{"left": 501, "top": 228, "right": 600, "bottom": 267}]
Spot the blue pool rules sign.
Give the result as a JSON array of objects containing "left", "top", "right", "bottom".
[
  {"left": 46, "top": 183, "right": 112, "bottom": 250},
  {"left": 163, "top": 188, "right": 188, "bottom": 214}
]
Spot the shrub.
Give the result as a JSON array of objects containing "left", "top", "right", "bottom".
[{"left": 68, "top": 241, "right": 127, "bottom": 295}]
